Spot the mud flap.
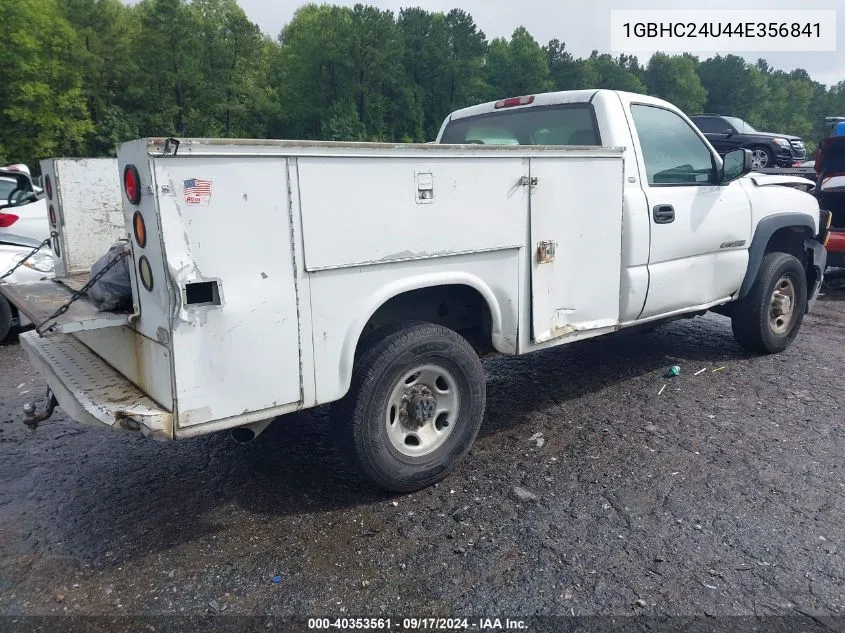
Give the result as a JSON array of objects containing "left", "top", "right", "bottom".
[{"left": 805, "top": 238, "right": 827, "bottom": 311}]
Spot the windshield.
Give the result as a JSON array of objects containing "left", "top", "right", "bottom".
[
  {"left": 725, "top": 117, "right": 757, "bottom": 133},
  {"left": 440, "top": 104, "right": 600, "bottom": 146}
]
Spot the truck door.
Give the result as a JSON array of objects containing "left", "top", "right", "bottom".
[
  {"left": 529, "top": 155, "right": 624, "bottom": 343},
  {"left": 625, "top": 103, "right": 752, "bottom": 319}
]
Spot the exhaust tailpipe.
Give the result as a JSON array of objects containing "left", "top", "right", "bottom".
[{"left": 230, "top": 418, "right": 273, "bottom": 444}]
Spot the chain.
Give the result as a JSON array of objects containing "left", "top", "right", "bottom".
[
  {"left": 35, "top": 250, "right": 130, "bottom": 336},
  {"left": 0, "top": 232, "right": 58, "bottom": 281}
]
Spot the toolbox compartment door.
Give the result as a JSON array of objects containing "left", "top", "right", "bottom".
[{"left": 528, "top": 155, "right": 624, "bottom": 343}]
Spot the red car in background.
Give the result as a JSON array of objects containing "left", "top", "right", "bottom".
[{"left": 815, "top": 136, "right": 845, "bottom": 268}]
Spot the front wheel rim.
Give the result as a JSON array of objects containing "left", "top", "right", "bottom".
[
  {"left": 386, "top": 364, "right": 460, "bottom": 457},
  {"left": 751, "top": 149, "right": 769, "bottom": 169},
  {"left": 769, "top": 275, "right": 797, "bottom": 335}
]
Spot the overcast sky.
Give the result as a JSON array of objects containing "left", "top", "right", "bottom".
[{"left": 223, "top": 0, "right": 843, "bottom": 86}]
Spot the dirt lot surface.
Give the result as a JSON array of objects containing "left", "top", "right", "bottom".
[{"left": 1, "top": 272, "right": 844, "bottom": 630}]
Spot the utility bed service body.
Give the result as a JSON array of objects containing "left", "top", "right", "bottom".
[{"left": 1, "top": 90, "right": 827, "bottom": 491}]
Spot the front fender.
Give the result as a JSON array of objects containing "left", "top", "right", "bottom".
[{"left": 739, "top": 213, "right": 816, "bottom": 300}]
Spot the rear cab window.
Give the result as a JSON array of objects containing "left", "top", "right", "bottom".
[{"left": 440, "top": 104, "right": 601, "bottom": 147}]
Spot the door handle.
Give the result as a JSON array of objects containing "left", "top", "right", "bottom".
[{"left": 653, "top": 204, "right": 675, "bottom": 224}]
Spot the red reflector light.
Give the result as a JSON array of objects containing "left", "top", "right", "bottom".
[
  {"left": 827, "top": 231, "right": 845, "bottom": 251},
  {"left": 0, "top": 213, "right": 19, "bottom": 228},
  {"left": 124, "top": 165, "right": 141, "bottom": 205},
  {"left": 49, "top": 205, "right": 57, "bottom": 226},
  {"left": 494, "top": 95, "right": 535, "bottom": 109},
  {"left": 45, "top": 175, "right": 53, "bottom": 200}
]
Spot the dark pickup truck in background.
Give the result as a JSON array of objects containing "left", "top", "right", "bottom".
[{"left": 691, "top": 114, "right": 806, "bottom": 169}]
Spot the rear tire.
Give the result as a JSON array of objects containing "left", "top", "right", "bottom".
[
  {"left": 0, "top": 296, "right": 12, "bottom": 343},
  {"left": 731, "top": 252, "right": 807, "bottom": 354},
  {"left": 330, "top": 322, "right": 486, "bottom": 493}
]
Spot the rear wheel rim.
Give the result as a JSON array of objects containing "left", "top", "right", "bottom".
[
  {"left": 769, "top": 275, "right": 797, "bottom": 335},
  {"left": 385, "top": 364, "right": 460, "bottom": 457},
  {"left": 751, "top": 149, "right": 769, "bottom": 169}
]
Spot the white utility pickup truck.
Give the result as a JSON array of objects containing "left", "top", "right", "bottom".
[{"left": 0, "top": 90, "right": 828, "bottom": 492}]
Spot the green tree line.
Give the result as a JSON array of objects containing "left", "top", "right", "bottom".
[{"left": 2, "top": 0, "right": 844, "bottom": 169}]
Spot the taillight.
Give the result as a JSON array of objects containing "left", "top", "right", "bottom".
[
  {"left": 124, "top": 165, "right": 141, "bottom": 205},
  {"left": 49, "top": 205, "right": 57, "bottom": 227},
  {"left": 45, "top": 175, "right": 53, "bottom": 200},
  {"left": 133, "top": 211, "right": 146, "bottom": 248},
  {"left": 0, "top": 213, "right": 19, "bottom": 228},
  {"left": 494, "top": 95, "right": 535, "bottom": 109},
  {"left": 138, "top": 255, "right": 153, "bottom": 291}
]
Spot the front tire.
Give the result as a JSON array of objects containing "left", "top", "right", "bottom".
[
  {"left": 330, "top": 322, "right": 486, "bottom": 493},
  {"left": 749, "top": 145, "right": 775, "bottom": 169},
  {"left": 731, "top": 252, "right": 807, "bottom": 354}
]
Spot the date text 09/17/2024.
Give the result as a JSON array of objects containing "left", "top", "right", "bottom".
[{"left": 307, "top": 618, "right": 528, "bottom": 630}]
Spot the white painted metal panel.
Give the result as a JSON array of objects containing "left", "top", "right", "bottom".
[
  {"left": 19, "top": 332, "right": 172, "bottom": 440},
  {"left": 308, "top": 249, "right": 521, "bottom": 404},
  {"left": 73, "top": 327, "right": 174, "bottom": 411},
  {"left": 638, "top": 184, "right": 752, "bottom": 318},
  {"left": 297, "top": 156, "right": 528, "bottom": 271},
  {"left": 529, "top": 156, "right": 625, "bottom": 343},
  {"left": 118, "top": 142, "right": 170, "bottom": 344},
  {"left": 44, "top": 158, "right": 125, "bottom": 276},
  {"left": 638, "top": 251, "right": 746, "bottom": 318},
  {"left": 154, "top": 156, "right": 301, "bottom": 427},
  {"left": 160, "top": 137, "right": 624, "bottom": 159}
]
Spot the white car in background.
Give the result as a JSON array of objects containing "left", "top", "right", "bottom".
[
  {"left": 0, "top": 234, "right": 56, "bottom": 341},
  {"left": 0, "top": 165, "right": 49, "bottom": 243}
]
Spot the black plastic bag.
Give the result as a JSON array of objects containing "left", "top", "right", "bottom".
[{"left": 88, "top": 241, "right": 132, "bottom": 312}]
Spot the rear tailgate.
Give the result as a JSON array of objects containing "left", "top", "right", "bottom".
[{"left": 0, "top": 274, "right": 131, "bottom": 335}]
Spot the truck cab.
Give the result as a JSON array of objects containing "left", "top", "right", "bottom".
[{"left": 437, "top": 90, "right": 826, "bottom": 330}]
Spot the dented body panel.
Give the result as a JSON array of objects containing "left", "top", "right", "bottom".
[{"left": 152, "top": 156, "right": 302, "bottom": 426}]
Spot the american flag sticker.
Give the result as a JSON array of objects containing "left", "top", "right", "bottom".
[{"left": 183, "top": 178, "right": 212, "bottom": 205}]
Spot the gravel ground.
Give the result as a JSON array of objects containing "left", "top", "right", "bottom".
[{"left": 0, "top": 272, "right": 843, "bottom": 627}]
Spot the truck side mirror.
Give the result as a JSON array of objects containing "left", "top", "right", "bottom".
[
  {"left": 724, "top": 128, "right": 734, "bottom": 137},
  {"left": 721, "top": 148, "right": 753, "bottom": 183}
]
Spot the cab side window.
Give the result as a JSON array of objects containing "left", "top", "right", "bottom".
[
  {"left": 631, "top": 105, "right": 716, "bottom": 186},
  {"left": 692, "top": 116, "right": 722, "bottom": 134}
]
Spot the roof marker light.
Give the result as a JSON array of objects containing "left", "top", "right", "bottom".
[{"left": 494, "top": 95, "right": 535, "bottom": 109}]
